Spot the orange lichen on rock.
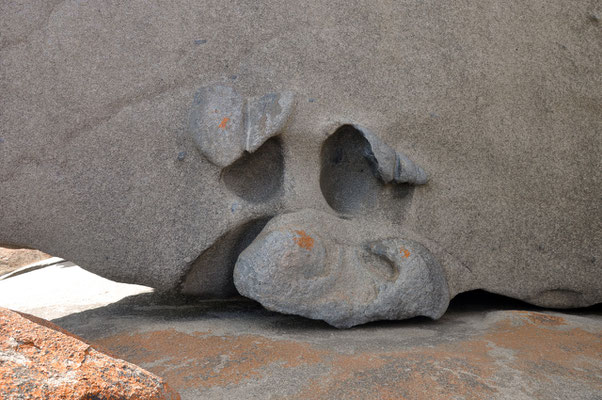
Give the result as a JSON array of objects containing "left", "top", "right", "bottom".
[
  {"left": 218, "top": 117, "right": 230, "bottom": 129},
  {"left": 0, "top": 307, "right": 180, "bottom": 400},
  {"left": 399, "top": 248, "right": 411, "bottom": 258},
  {"left": 292, "top": 311, "right": 600, "bottom": 399},
  {"left": 512, "top": 310, "right": 566, "bottom": 326},
  {"left": 293, "top": 230, "right": 315, "bottom": 250},
  {"left": 295, "top": 339, "right": 497, "bottom": 400},
  {"left": 88, "top": 310, "right": 601, "bottom": 399},
  {"left": 483, "top": 311, "right": 602, "bottom": 394},
  {"left": 95, "top": 329, "right": 326, "bottom": 390}
]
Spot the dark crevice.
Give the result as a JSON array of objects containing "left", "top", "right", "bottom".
[
  {"left": 319, "top": 125, "right": 412, "bottom": 215},
  {"left": 222, "top": 138, "right": 284, "bottom": 203},
  {"left": 180, "top": 217, "right": 272, "bottom": 298}
]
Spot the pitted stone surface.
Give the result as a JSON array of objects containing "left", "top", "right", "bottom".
[{"left": 234, "top": 209, "right": 450, "bottom": 328}]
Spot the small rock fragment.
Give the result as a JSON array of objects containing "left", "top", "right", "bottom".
[
  {"left": 354, "top": 125, "right": 428, "bottom": 185},
  {"left": 246, "top": 91, "right": 295, "bottom": 153}
]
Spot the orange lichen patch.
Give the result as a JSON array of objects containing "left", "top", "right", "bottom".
[
  {"left": 0, "top": 307, "right": 179, "bottom": 400},
  {"left": 94, "top": 329, "right": 326, "bottom": 391},
  {"left": 295, "top": 340, "right": 498, "bottom": 400},
  {"left": 218, "top": 117, "right": 230, "bottom": 129},
  {"left": 84, "top": 310, "right": 600, "bottom": 399},
  {"left": 483, "top": 312, "right": 602, "bottom": 393},
  {"left": 294, "top": 310, "right": 601, "bottom": 399},
  {"left": 511, "top": 310, "right": 566, "bottom": 326},
  {"left": 293, "top": 230, "right": 315, "bottom": 250},
  {"left": 399, "top": 248, "right": 411, "bottom": 258}
]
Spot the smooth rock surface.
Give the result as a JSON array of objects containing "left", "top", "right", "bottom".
[
  {"left": 188, "top": 85, "right": 294, "bottom": 167},
  {"left": 0, "top": 307, "right": 179, "bottom": 400},
  {"left": 1, "top": 0, "right": 600, "bottom": 311},
  {"left": 0, "top": 246, "right": 50, "bottom": 276}
]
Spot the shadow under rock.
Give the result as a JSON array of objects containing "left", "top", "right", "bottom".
[{"left": 52, "top": 289, "right": 601, "bottom": 338}]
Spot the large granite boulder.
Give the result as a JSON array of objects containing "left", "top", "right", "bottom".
[
  {"left": 1, "top": 1, "right": 600, "bottom": 324},
  {"left": 0, "top": 307, "right": 179, "bottom": 399}
]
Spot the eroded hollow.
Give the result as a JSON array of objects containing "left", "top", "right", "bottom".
[
  {"left": 360, "top": 246, "right": 398, "bottom": 281},
  {"left": 180, "top": 217, "right": 272, "bottom": 298},
  {"left": 320, "top": 125, "right": 411, "bottom": 215},
  {"left": 222, "top": 138, "right": 284, "bottom": 203}
]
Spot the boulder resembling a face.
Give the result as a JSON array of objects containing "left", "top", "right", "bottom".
[
  {"left": 184, "top": 84, "right": 448, "bottom": 327},
  {"left": 1, "top": 2, "right": 600, "bottom": 335},
  {"left": 233, "top": 210, "right": 450, "bottom": 328}
]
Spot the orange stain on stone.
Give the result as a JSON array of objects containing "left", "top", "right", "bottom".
[
  {"left": 87, "top": 310, "right": 600, "bottom": 399},
  {"left": 218, "top": 117, "right": 230, "bottom": 129},
  {"left": 513, "top": 310, "right": 566, "bottom": 326},
  {"left": 482, "top": 311, "right": 601, "bottom": 396},
  {"left": 294, "top": 339, "right": 496, "bottom": 400},
  {"left": 293, "top": 230, "right": 315, "bottom": 250},
  {"left": 95, "top": 329, "right": 325, "bottom": 390},
  {"left": 400, "top": 248, "right": 411, "bottom": 258},
  {"left": 292, "top": 311, "right": 600, "bottom": 399},
  {"left": 0, "top": 308, "right": 179, "bottom": 400}
]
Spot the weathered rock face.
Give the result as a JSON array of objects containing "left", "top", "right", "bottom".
[
  {"left": 0, "top": 0, "right": 600, "bottom": 321},
  {"left": 234, "top": 210, "right": 450, "bottom": 328},
  {"left": 188, "top": 85, "right": 294, "bottom": 168},
  {"left": 0, "top": 307, "right": 179, "bottom": 400}
]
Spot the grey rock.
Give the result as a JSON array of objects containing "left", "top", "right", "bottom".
[
  {"left": 48, "top": 295, "right": 602, "bottom": 400},
  {"left": 234, "top": 209, "right": 449, "bottom": 328},
  {"left": 189, "top": 85, "right": 245, "bottom": 167},
  {"left": 189, "top": 85, "right": 294, "bottom": 168},
  {"left": 355, "top": 125, "right": 428, "bottom": 185},
  {"left": 181, "top": 217, "right": 271, "bottom": 298},
  {"left": 246, "top": 92, "right": 295, "bottom": 153},
  {"left": 0, "top": 0, "right": 600, "bottom": 315}
]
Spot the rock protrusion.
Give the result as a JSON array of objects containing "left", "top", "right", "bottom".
[
  {"left": 353, "top": 125, "right": 428, "bottom": 185},
  {"left": 233, "top": 209, "right": 449, "bottom": 328},
  {"left": 0, "top": 307, "right": 180, "bottom": 400},
  {"left": 189, "top": 85, "right": 294, "bottom": 168}
]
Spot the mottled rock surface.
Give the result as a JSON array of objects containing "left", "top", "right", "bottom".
[
  {"left": 1, "top": 0, "right": 600, "bottom": 312},
  {"left": 48, "top": 292, "right": 602, "bottom": 400},
  {"left": 0, "top": 307, "right": 179, "bottom": 400},
  {"left": 234, "top": 209, "right": 449, "bottom": 327}
]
